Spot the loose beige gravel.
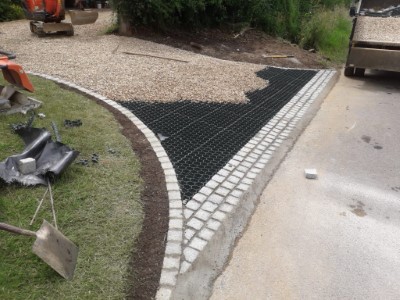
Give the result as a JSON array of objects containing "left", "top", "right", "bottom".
[
  {"left": 353, "top": 16, "right": 400, "bottom": 45},
  {"left": 0, "top": 11, "right": 267, "bottom": 103}
]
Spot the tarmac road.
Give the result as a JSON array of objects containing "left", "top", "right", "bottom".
[{"left": 210, "top": 70, "right": 400, "bottom": 300}]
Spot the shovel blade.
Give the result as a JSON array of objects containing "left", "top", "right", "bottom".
[
  {"left": 69, "top": 10, "right": 98, "bottom": 25},
  {"left": 32, "top": 220, "right": 78, "bottom": 280}
]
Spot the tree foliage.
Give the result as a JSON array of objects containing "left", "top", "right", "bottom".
[
  {"left": 0, "top": 0, "right": 24, "bottom": 22},
  {"left": 112, "top": 0, "right": 351, "bottom": 40}
]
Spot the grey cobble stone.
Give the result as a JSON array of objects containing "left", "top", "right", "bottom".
[
  {"left": 226, "top": 195, "right": 240, "bottom": 206},
  {"left": 184, "top": 209, "right": 194, "bottom": 220},
  {"left": 212, "top": 211, "right": 227, "bottom": 222},
  {"left": 184, "top": 228, "right": 196, "bottom": 241},
  {"left": 160, "top": 270, "right": 177, "bottom": 286},
  {"left": 198, "top": 228, "right": 215, "bottom": 241},
  {"left": 190, "top": 237, "right": 208, "bottom": 251},
  {"left": 215, "top": 187, "right": 230, "bottom": 197},
  {"left": 184, "top": 247, "right": 200, "bottom": 263},
  {"left": 187, "top": 218, "right": 203, "bottom": 230},
  {"left": 221, "top": 181, "right": 235, "bottom": 190},
  {"left": 202, "top": 202, "right": 218, "bottom": 212},
  {"left": 162, "top": 256, "right": 180, "bottom": 270},
  {"left": 186, "top": 200, "right": 201, "bottom": 211},
  {"left": 169, "top": 219, "right": 183, "bottom": 229},
  {"left": 220, "top": 203, "right": 234, "bottom": 213},
  {"left": 192, "top": 193, "right": 207, "bottom": 203},
  {"left": 206, "top": 218, "right": 222, "bottom": 231},
  {"left": 205, "top": 180, "right": 219, "bottom": 189},
  {"left": 227, "top": 175, "right": 241, "bottom": 185},
  {"left": 208, "top": 193, "right": 224, "bottom": 204},
  {"left": 165, "top": 242, "right": 181, "bottom": 256},
  {"left": 196, "top": 209, "right": 211, "bottom": 221}
]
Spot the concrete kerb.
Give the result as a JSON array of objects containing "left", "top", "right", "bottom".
[
  {"left": 27, "top": 67, "right": 338, "bottom": 300},
  {"left": 173, "top": 69, "right": 338, "bottom": 300},
  {"left": 27, "top": 71, "right": 183, "bottom": 299}
]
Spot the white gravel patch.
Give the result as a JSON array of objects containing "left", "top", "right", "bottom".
[
  {"left": 0, "top": 12, "right": 267, "bottom": 103},
  {"left": 353, "top": 16, "right": 400, "bottom": 45}
]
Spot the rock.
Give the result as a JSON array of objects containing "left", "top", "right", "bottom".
[{"left": 304, "top": 168, "right": 318, "bottom": 179}]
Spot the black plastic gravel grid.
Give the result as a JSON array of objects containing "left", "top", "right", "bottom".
[{"left": 119, "top": 67, "right": 318, "bottom": 201}]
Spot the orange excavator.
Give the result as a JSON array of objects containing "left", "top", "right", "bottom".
[
  {"left": 0, "top": 50, "right": 42, "bottom": 114},
  {"left": 0, "top": 50, "right": 34, "bottom": 92},
  {"left": 22, "top": 0, "right": 98, "bottom": 36}
]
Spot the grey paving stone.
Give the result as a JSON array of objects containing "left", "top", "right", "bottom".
[
  {"left": 202, "top": 202, "right": 218, "bottom": 212},
  {"left": 165, "top": 242, "right": 181, "bottom": 256},
  {"left": 159, "top": 270, "right": 177, "bottom": 286},
  {"left": 206, "top": 218, "right": 222, "bottom": 231},
  {"left": 220, "top": 203, "right": 235, "bottom": 213},
  {"left": 183, "top": 247, "right": 200, "bottom": 263},
  {"left": 184, "top": 228, "right": 196, "bottom": 241},
  {"left": 169, "top": 219, "right": 183, "bottom": 229},
  {"left": 227, "top": 175, "right": 241, "bottom": 185},
  {"left": 215, "top": 187, "right": 230, "bottom": 197},
  {"left": 212, "top": 211, "right": 227, "bottom": 222},
  {"left": 226, "top": 195, "right": 240, "bottom": 206},
  {"left": 179, "top": 261, "right": 191, "bottom": 274},
  {"left": 208, "top": 193, "right": 224, "bottom": 204},
  {"left": 221, "top": 181, "right": 235, "bottom": 190},
  {"left": 196, "top": 209, "right": 211, "bottom": 221},
  {"left": 162, "top": 256, "right": 180, "bottom": 270},
  {"left": 192, "top": 193, "right": 207, "bottom": 203},
  {"left": 156, "top": 287, "right": 172, "bottom": 300},
  {"left": 187, "top": 218, "right": 203, "bottom": 230},
  {"left": 186, "top": 200, "right": 201, "bottom": 211},
  {"left": 199, "top": 228, "right": 215, "bottom": 241},
  {"left": 190, "top": 237, "right": 208, "bottom": 251}
]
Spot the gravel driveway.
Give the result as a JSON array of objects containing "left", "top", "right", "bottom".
[{"left": 0, "top": 12, "right": 267, "bottom": 103}]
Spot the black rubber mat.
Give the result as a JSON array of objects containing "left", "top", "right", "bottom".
[{"left": 119, "top": 67, "right": 317, "bottom": 201}]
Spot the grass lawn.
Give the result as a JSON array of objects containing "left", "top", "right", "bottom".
[{"left": 0, "top": 75, "right": 143, "bottom": 299}]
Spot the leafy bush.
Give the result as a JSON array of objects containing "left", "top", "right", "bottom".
[
  {"left": 111, "top": 0, "right": 351, "bottom": 42},
  {"left": 300, "top": 6, "right": 352, "bottom": 62},
  {"left": 0, "top": 0, "right": 24, "bottom": 22}
]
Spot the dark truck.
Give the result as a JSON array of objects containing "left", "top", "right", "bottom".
[{"left": 344, "top": 0, "right": 400, "bottom": 76}]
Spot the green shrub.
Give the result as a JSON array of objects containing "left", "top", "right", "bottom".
[
  {"left": 0, "top": 0, "right": 24, "bottom": 22},
  {"left": 300, "top": 6, "right": 352, "bottom": 62},
  {"left": 112, "top": 0, "right": 350, "bottom": 40}
]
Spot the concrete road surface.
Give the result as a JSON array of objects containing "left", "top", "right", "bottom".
[{"left": 211, "top": 71, "right": 400, "bottom": 300}]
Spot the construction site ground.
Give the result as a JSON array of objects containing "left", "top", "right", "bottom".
[{"left": 3, "top": 10, "right": 397, "bottom": 300}]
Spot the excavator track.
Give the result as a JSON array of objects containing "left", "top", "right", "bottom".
[{"left": 29, "top": 20, "right": 74, "bottom": 37}]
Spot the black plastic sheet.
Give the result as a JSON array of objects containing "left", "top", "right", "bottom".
[{"left": 0, "top": 127, "right": 79, "bottom": 185}]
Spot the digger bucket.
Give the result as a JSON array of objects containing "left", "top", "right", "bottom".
[
  {"left": 69, "top": 10, "right": 98, "bottom": 25},
  {"left": 0, "top": 50, "right": 34, "bottom": 92},
  {"left": 0, "top": 220, "right": 78, "bottom": 280}
]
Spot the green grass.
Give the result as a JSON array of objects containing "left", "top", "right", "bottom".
[
  {"left": 300, "top": 6, "right": 352, "bottom": 63},
  {"left": 0, "top": 76, "right": 143, "bottom": 299}
]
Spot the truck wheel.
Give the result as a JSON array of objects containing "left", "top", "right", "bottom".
[
  {"left": 344, "top": 67, "right": 354, "bottom": 77},
  {"left": 354, "top": 68, "right": 365, "bottom": 77}
]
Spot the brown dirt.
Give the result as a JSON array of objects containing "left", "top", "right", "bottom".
[
  {"left": 98, "top": 100, "right": 169, "bottom": 300},
  {"left": 132, "top": 26, "right": 329, "bottom": 69},
  {"left": 58, "top": 83, "right": 169, "bottom": 300}
]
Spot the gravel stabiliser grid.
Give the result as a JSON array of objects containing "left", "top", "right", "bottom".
[{"left": 119, "top": 67, "right": 317, "bottom": 201}]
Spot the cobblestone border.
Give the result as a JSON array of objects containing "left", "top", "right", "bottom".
[{"left": 27, "top": 71, "right": 183, "bottom": 300}]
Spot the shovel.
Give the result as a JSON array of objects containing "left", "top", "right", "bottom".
[{"left": 0, "top": 220, "right": 78, "bottom": 280}]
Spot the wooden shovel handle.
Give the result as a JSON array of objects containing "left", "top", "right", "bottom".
[{"left": 0, "top": 223, "right": 36, "bottom": 237}]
